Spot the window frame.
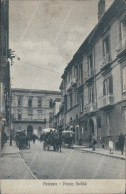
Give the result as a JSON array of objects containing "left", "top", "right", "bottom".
[
  {"left": 88, "top": 53, "right": 93, "bottom": 71},
  {"left": 38, "top": 110, "right": 42, "bottom": 120},
  {"left": 122, "top": 65, "right": 126, "bottom": 93},
  {"left": 28, "top": 98, "right": 32, "bottom": 108},
  {"left": 103, "top": 75, "right": 113, "bottom": 96},
  {"left": 38, "top": 98, "right": 42, "bottom": 108},
  {"left": 80, "top": 94, "right": 84, "bottom": 113},
  {"left": 18, "top": 111, "right": 22, "bottom": 120},
  {"left": 70, "top": 94, "right": 72, "bottom": 109},
  {"left": 120, "top": 19, "right": 126, "bottom": 40},
  {"left": 103, "top": 35, "right": 110, "bottom": 56},
  {"left": 88, "top": 86, "right": 94, "bottom": 104},
  {"left": 79, "top": 64, "right": 83, "bottom": 84},
  {"left": 18, "top": 97, "right": 22, "bottom": 107}
]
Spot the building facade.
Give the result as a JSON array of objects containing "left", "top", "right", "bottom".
[
  {"left": 49, "top": 98, "right": 62, "bottom": 129},
  {"left": 60, "top": 0, "right": 126, "bottom": 147},
  {"left": 0, "top": 0, "right": 11, "bottom": 153},
  {"left": 11, "top": 88, "right": 61, "bottom": 138}
]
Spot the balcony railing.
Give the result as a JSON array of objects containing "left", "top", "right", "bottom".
[
  {"left": 84, "top": 102, "right": 96, "bottom": 114},
  {"left": 98, "top": 94, "right": 114, "bottom": 109},
  {"left": 85, "top": 68, "right": 94, "bottom": 82},
  {"left": 12, "top": 118, "right": 46, "bottom": 122}
]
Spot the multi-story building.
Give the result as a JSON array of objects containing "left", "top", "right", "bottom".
[
  {"left": 49, "top": 82, "right": 65, "bottom": 133},
  {"left": 11, "top": 88, "right": 61, "bottom": 138},
  {"left": 61, "top": 0, "right": 126, "bottom": 147},
  {"left": 0, "top": 0, "right": 11, "bottom": 153},
  {"left": 49, "top": 97, "right": 61, "bottom": 128}
]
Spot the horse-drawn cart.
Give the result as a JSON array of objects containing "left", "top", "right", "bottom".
[
  {"left": 16, "top": 131, "right": 30, "bottom": 149},
  {"left": 42, "top": 128, "right": 62, "bottom": 152},
  {"left": 62, "top": 130, "right": 75, "bottom": 148}
]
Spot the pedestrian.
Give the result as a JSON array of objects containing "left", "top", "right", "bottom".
[
  {"left": 40, "top": 135, "right": 43, "bottom": 142},
  {"left": 109, "top": 138, "right": 113, "bottom": 154},
  {"left": 118, "top": 133, "right": 125, "bottom": 155},
  {"left": 91, "top": 135, "right": 97, "bottom": 151}
]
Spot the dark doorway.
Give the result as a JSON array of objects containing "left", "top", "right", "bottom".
[
  {"left": 89, "top": 118, "right": 94, "bottom": 134},
  {"left": 27, "top": 125, "right": 33, "bottom": 137}
]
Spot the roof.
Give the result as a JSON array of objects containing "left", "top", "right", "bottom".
[
  {"left": 62, "top": 0, "right": 126, "bottom": 79},
  {"left": 11, "top": 88, "right": 61, "bottom": 95}
]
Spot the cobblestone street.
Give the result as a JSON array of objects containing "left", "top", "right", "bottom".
[{"left": 20, "top": 141, "right": 125, "bottom": 179}]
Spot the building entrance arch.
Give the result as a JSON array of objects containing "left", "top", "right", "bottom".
[{"left": 27, "top": 125, "right": 33, "bottom": 137}]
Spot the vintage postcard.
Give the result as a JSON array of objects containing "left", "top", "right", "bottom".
[{"left": 0, "top": 0, "right": 126, "bottom": 193}]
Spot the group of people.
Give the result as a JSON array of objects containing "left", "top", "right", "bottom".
[
  {"left": 90, "top": 133, "right": 125, "bottom": 155},
  {"left": 109, "top": 133, "right": 125, "bottom": 155}
]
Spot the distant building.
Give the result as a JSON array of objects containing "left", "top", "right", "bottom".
[
  {"left": 11, "top": 88, "right": 61, "bottom": 138},
  {"left": 60, "top": 0, "right": 126, "bottom": 147},
  {"left": 49, "top": 98, "right": 62, "bottom": 129}
]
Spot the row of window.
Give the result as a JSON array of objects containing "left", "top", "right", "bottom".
[
  {"left": 64, "top": 65, "right": 126, "bottom": 113},
  {"left": 17, "top": 98, "right": 53, "bottom": 108},
  {"left": 64, "top": 20, "right": 126, "bottom": 88},
  {"left": 65, "top": 35, "right": 111, "bottom": 87},
  {"left": 17, "top": 111, "right": 43, "bottom": 120}
]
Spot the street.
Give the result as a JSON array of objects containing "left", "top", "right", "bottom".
[{"left": 20, "top": 140, "right": 125, "bottom": 179}]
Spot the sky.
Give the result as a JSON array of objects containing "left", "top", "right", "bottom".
[{"left": 9, "top": 0, "right": 114, "bottom": 91}]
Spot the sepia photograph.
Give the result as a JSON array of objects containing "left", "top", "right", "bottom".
[{"left": 0, "top": 0, "right": 126, "bottom": 193}]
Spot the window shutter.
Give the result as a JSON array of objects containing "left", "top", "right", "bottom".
[{"left": 109, "top": 75, "right": 113, "bottom": 94}]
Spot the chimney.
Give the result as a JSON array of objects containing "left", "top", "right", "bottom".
[{"left": 98, "top": 0, "right": 105, "bottom": 21}]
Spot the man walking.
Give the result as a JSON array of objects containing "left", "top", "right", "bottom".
[
  {"left": 91, "top": 134, "right": 97, "bottom": 151},
  {"left": 118, "top": 133, "right": 125, "bottom": 155}
]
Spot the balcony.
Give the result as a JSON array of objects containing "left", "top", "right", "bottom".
[
  {"left": 100, "top": 53, "right": 111, "bottom": 71},
  {"left": 84, "top": 102, "right": 96, "bottom": 115},
  {"left": 71, "top": 77, "right": 76, "bottom": 87},
  {"left": 66, "top": 82, "right": 72, "bottom": 92},
  {"left": 66, "top": 77, "right": 77, "bottom": 92},
  {"left": 12, "top": 118, "right": 46, "bottom": 123},
  {"left": 85, "top": 68, "right": 94, "bottom": 83},
  {"left": 116, "top": 38, "right": 126, "bottom": 59},
  {"left": 98, "top": 94, "right": 114, "bottom": 109}
]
